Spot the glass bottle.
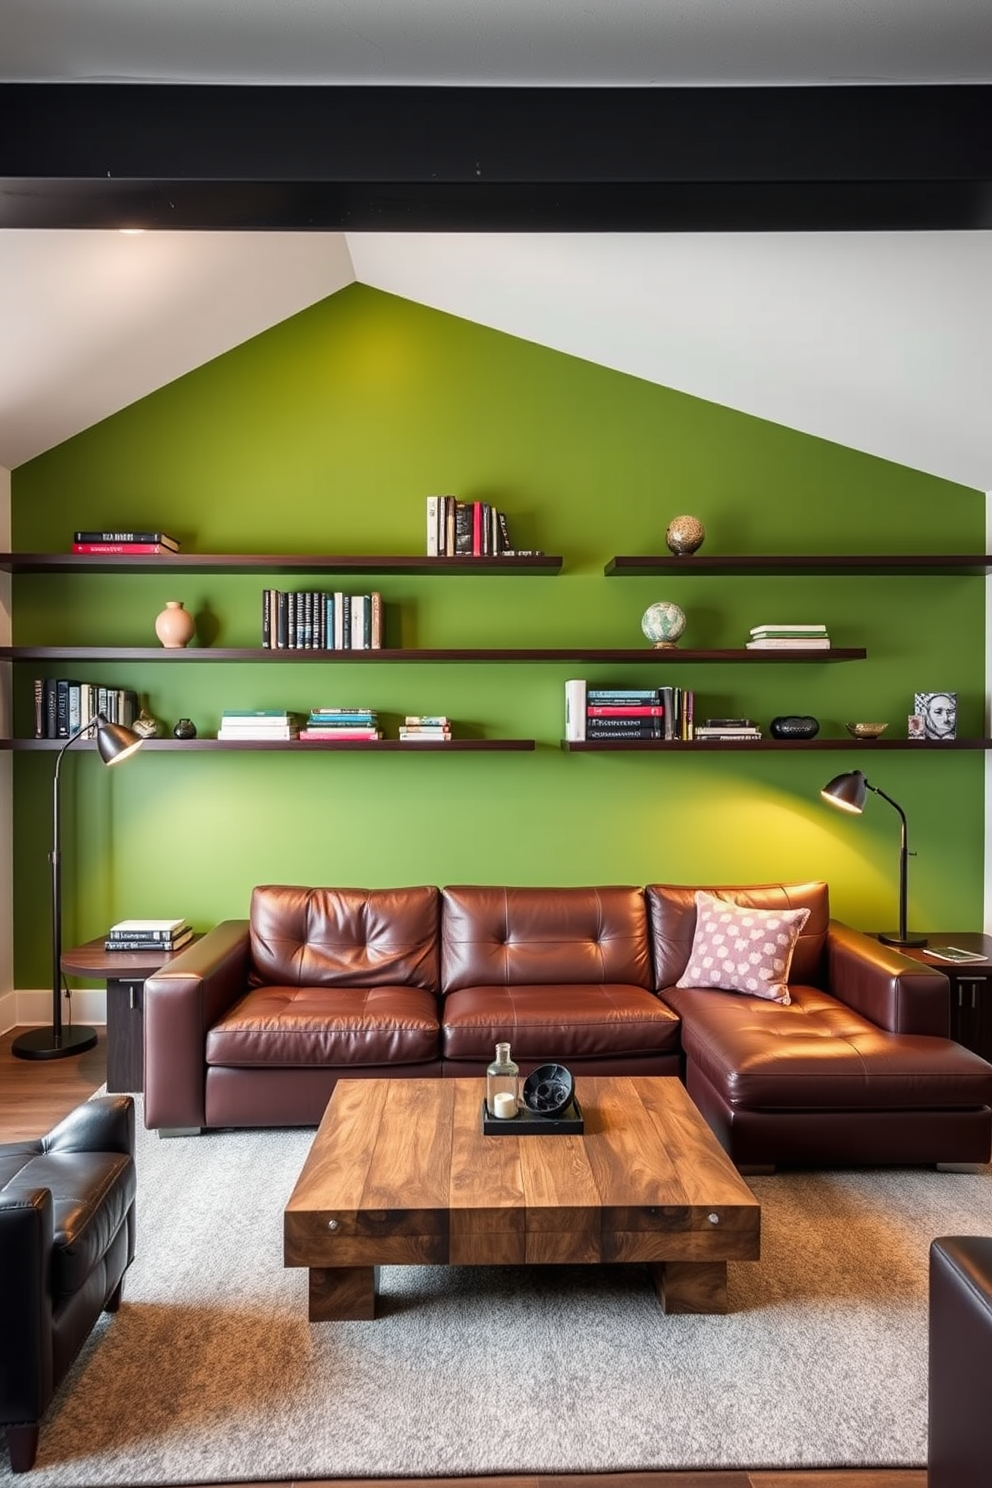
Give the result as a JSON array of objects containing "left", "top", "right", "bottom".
[{"left": 486, "top": 1041, "right": 519, "bottom": 1116}]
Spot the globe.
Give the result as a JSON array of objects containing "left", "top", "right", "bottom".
[{"left": 641, "top": 601, "right": 687, "bottom": 648}]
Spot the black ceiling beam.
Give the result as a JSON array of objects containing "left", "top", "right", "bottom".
[{"left": 2, "top": 83, "right": 991, "bottom": 231}]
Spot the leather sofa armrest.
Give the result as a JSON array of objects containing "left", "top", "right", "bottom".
[
  {"left": 0, "top": 1190, "right": 55, "bottom": 1421},
  {"left": 44, "top": 1094, "right": 134, "bottom": 1158},
  {"left": 826, "top": 919, "right": 950, "bottom": 1035},
  {"left": 143, "top": 920, "right": 251, "bottom": 1131},
  {"left": 929, "top": 1236, "right": 992, "bottom": 1488}
]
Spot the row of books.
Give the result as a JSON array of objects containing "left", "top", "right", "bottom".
[
  {"left": 745, "top": 623, "right": 831, "bottom": 651},
  {"left": 426, "top": 496, "right": 541, "bottom": 558},
  {"left": 565, "top": 682, "right": 695, "bottom": 741},
  {"left": 261, "top": 590, "right": 383, "bottom": 650},
  {"left": 695, "top": 718, "right": 763, "bottom": 741},
  {"left": 299, "top": 708, "right": 381, "bottom": 741},
  {"left": 104, "top": 917, "right": 192, "bottom": 952},
  {"left": 33, "top": 679, "right": 138, "bottom": 739},
  {"left": 72, "top": 529, "right": 180, "bottom": 555}
]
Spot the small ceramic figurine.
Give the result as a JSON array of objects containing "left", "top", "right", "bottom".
[
  {"left": 173, "top": 718, "right": 197, "bottom": 739},
  {"left": 132, "top": 707, "right": 161, "bottom": 739}
]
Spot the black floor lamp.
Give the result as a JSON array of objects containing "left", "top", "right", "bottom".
[
  {"left": 13, "top": 712, "right": 144, "bottom": 1061},
  {"left": 820, "top": 768, "right": 927, "bottom": 949}
]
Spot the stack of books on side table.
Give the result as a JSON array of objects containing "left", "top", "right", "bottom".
[
  {"left": 216, "top": 709, "right": 302, "bottom": 740},
  {"left": 298, "top": 708, "right": 381, "bottom": 741},
  {"left": 105, "top": 918, "right": 192, "bottom": 952},
  {"left": 72, "top": 529, "right": 180, "bottom": 555},
  {"left": 399, "top": 715, "right": 452, "bottom": 741},
  {"left": 746, "top": 623, "right": 831, "bottom": 650}
]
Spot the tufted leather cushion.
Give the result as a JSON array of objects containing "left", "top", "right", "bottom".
[
  {"left": 440, "top": 885, "right": 652, "bottom": 994},
  {"left": 441, "top": 982, "right": 681, "bottom": 1061},
  {"left": 207, "top": 984, "right": 441, "bottom": 1067},
  {"left": 647, "top": 881, "right": 830, "bottom": 992},
  {"left": 248, "top": 884, "right": 440, "bottom": 991}
]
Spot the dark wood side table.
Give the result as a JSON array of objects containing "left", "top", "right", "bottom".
[
  {"left": 895, "top": 933, "right": 992, "bottom": 1062},
  {"left": 61, "top": 936, "right": 199, "bottom": 1094}
]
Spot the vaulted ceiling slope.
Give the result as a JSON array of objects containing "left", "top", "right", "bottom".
[{"left": 2, "top": 227, "right": 991, "bottom": 493}]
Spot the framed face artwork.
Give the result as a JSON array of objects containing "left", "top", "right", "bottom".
[{"left": 914, "top": 691, "right": 957, "bottom": 741}]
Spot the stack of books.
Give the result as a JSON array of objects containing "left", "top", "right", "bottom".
[
  {"left": 261, "top": 590, "right": 382, "bottom": 650},
  {"left": 298, "top": 708, "right": 381, "bottom": 741},
  {"left": 398, "top": 715, "right": 452, "bottom": 741},
  {"left": 746, "top": 623, "right": 831, "bottom": 650},
  {"left": 72, "top": 529, "right": 179, "bottom": 555},
  {"left": 216, "top": 709, "right": 302, "bottom": 741},
  {"left": 104, "top": 917, "right": 192, "bottom": 952},
  {"left": 695, "top": 718, "right": 763, "bottom": 741},
  {"left": 586, "top": 688, "right": 667, "bottom": 740}
]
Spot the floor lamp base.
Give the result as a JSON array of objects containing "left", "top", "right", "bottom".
[
  {"left": 878, "top": 931, "right": 929, "bottom": 949},
  {"left": 12, "top": 1025, "right": 99, "bottom": 1060}
]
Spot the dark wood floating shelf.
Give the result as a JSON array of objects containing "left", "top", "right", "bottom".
[
  {"left": 562, "top": 738, "right": 992, "bottom": 752},
  {"left": 4, "top": 738, "right": 536, "bottom": 753},
  {"left": 0, "top": 552, "right": 562, "bottom": 576},
  {"left": 605, "top": 554, "right": 992, "bottom": 577},
  {"left": 1, "top": 646, "right": 867, "bottom": 664}
]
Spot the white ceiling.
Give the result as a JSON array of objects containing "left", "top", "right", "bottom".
[{"left": 1, "top": 1, "right": 991, "bottom": 491}]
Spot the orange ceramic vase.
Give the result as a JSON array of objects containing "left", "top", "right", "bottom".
[{"left": 154, "top": 600, "right": 196, "bottom": 648}]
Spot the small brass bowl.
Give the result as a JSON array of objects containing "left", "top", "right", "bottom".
[{"left": 845, "top": 722, "right": 889, "bottom": 739}]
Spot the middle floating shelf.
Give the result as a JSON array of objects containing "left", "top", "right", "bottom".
[{"left": 3, "top": 646, "right": 868, "bottom": 664}]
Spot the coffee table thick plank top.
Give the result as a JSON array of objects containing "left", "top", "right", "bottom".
[{"left": 284, "top": 1075, "right": 759, "bottom": 1321}]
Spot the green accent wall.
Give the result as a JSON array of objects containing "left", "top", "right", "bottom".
[{"left": 10, "top": 283, "right": 986, "bottom": 986}]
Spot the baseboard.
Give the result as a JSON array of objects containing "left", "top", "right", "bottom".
[{"left": 7, "top": 985, "right": 107, "bottom": 1029}]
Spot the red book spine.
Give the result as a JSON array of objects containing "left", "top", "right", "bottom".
[
  {"left": 72, "top": 542, "right": 175, "bottom": 554},
  {"left": 587, "top": 705, "right": 665, "bottom": 716},
  {"left": 472, "top": 502, "right": 482, "bottom": 556}
]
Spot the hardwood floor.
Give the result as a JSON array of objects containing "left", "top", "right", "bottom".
[{"left": 0, "top": 1028, "right": 926, "bottom": 1488}]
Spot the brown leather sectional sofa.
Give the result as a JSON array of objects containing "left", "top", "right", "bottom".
[{"left": 143, "top": 879, "right": 992, "bottom": 1166}]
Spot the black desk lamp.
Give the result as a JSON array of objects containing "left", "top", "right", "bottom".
[
  {"left": 13, "top": 712, "right": 144, "bottom": 1060},
  {"left": 820, "top": 768, "right": 927, "bottom": 948}
]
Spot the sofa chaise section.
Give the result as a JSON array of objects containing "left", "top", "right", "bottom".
[
  {"left": 647, "top": 881, "right": 992, "bottom": 1167},
  {"left": 144, "top": 885, "right": 443, "bottom": 1132}
]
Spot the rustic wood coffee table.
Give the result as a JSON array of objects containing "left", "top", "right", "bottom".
[{"left": 283, "top": 1074, "right": 760, "bottom": 1321}]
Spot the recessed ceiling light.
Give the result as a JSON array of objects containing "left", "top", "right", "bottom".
[{"left": 119, "top": 228, "right": 145, "bottom": 236}]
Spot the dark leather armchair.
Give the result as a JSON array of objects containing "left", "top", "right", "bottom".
[
  {"left": 929, "top": 1235, "right": 992, "bottom": 1487},
  {"left": 0, "top": 1095, "right": 136, "bottom": 1473}
]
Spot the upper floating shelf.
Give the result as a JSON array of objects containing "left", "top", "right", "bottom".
[
  {"left": 604, "top": 555, "right": 992, "bottom": 577},
  {"left": 0, "top": 553, "right": 563, "bottom": 576}
]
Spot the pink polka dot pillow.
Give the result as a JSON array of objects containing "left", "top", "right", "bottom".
[{"left": 675, "top": 890, "right": 811, "bottom": 1004}]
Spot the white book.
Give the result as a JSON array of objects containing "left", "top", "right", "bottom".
[
  {"left": 749, "top": 623, "right": 828, "bottom": 635},
  {"left": 426, "top": 496, "right": 439, "bottom": 556},
  {"left": 565, "top": 679, "right": 587, "bottom": 741},
  {"left": 351, "top": 594, "right": 367, "bottom": 649},
  {"left": 746, "top": 637, "right": 831, "bottom": 649},
  {"left": 109, "top": 918, "right": 188, "bottom": 935}
]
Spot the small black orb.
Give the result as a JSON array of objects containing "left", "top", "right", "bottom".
[
  {"left": 173, "top": 718, "right": 197, "bottom": 739},
  {"left": 522, "top": 1063, "right": 575, "bottom": 1117},
  {"left": 769, "top": 715, "right": 819, "bottom": 740}
]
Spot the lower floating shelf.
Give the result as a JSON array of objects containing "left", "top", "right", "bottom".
[
  {"left": 5, "top": 738, "right": 536, "bottom": 752},
  {"left": 561, "top": 738, "right": 992, "bottom": 752}
]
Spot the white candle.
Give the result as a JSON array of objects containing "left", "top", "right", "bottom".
[{"left": 493, "top": 1092, "right": 517, "bottom": 1120}]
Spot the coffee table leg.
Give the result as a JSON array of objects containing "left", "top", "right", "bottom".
[
  {"left": 648, "top": 1260, "right": 728, "bottom": 1315},
  {"left": 308, "top": 1264, "right": 380, "bottom": 1321}
]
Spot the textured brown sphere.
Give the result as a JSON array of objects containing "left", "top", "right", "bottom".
[{"left": 665, "top": 515, "right": 705, "bottom": 555}]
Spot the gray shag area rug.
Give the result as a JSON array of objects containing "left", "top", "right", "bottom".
[{"left": 6, "top": 1100, "right": 992, "bottom": 1485}]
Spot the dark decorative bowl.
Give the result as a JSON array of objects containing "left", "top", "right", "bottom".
[
  {"left": 769, "top": 715, "right": 820, "bottom": 740},
  {"left": 522, "top": 1063, "right": 575, "bottom": 1117}
]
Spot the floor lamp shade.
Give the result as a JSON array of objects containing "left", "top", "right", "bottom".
[
  {"left": 820, "top": 769, "right": 927, "bottom": 949},
  {"left": 12, "top": 713, "right": 143, "bottom": 1061}
]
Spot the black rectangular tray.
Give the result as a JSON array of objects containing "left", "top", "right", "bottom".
[{"left": 480, "top": 1096, "right": 584, "bottom": 1136}]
